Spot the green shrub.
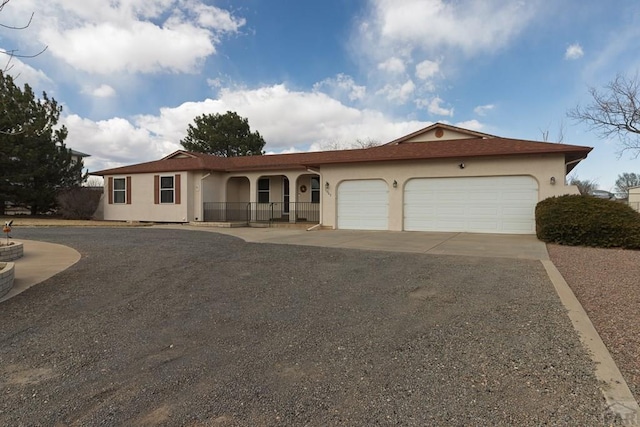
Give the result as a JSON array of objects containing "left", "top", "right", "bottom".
[{"left": 536, "top": 195, "right": 640, "bottom": 249}]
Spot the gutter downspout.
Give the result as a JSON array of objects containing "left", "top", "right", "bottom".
[
  {"left": 199, "top": 172, "right": 212, "bottom": 222},
  {"left": 306, "top": 166, "right": 322, "bottom": 231}
]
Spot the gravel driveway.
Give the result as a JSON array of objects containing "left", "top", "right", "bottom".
[{"left": 0, "top": 228, "right": 608, "bottom": 426}]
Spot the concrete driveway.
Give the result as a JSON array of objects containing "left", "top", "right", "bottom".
[
  {"left": 0, "top": 227, "right": 608, "bottom": 426},
  {"left": 174, "top": 225, "right": 550, "bottom": 260}
]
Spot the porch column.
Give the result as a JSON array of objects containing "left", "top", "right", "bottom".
[
  {"left": 249, "top": 176, "right": 258, "bottom": 222},
  {"left": 287, "top": 174, "right": 297, "bottom": 223}
]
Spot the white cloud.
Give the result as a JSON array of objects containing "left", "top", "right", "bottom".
[
  {"left": 10, "top": 0, "right": 245, "bottom": 75},
  {"left": 1, "top": 55, "right": 53, "bottom": 90},
  {"left": 83, "top": 84, "right": 116, "bottom": 98},
  {"left": 565, "top": 43, "right": 584, "bottom": 60},
  {"left": 377, "top": 80, "right": 416, "bottom": 103},
  {"left": 377, "top": 57, "right": 406, "bottom": 74},
  {"left": 313, "top": 74, "right": 366, "bottom": 102},
  {"left": 360, "top": 0, "right": 539, "bottom": 56},
  {"left": 473, "top": 104, "right": 495, "bottom": 116},
  {"left": 417, "top": 96, "right": 453, "bottom": 116},
  {"left": 66, "top": 83, "right": 434, "bottom": 172},
  {"left": 415, "top": 59, "right": 440, "bottom": 80},
  {"left": 62, "top": 115, "right": 165, "bottom": 172},
  {"left": 454, "top": 119, "right": 484, "bottom": 131}
]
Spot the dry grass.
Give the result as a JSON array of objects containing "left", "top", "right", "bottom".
[{"left": 1, "top": 217, "right": 151, "bottom": 227}]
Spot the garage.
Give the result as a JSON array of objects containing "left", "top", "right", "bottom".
[
  {"left": 337, "top": 180, "right": 389, "bottom": 230},
  {"left": 404, "top": 176, "right": 538, "bottom": 234}
]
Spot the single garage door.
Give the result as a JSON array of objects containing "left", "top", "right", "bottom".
[
  {"left": 404, "top": 176, "right": 538, "bottom": 234},
  {"left": 337, "top": 180, "right": 389, "bottom": 230}
]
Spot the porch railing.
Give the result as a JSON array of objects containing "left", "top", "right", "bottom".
[
  {"left": 203, "top": 202, "right": 319, "bottom": 224},
  {"left": 203, "top": 202, "right": 250, "bottom": 222}
]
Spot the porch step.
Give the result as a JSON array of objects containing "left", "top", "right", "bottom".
[
  {"left": 268, "top": 222, "right": 320, "bottom": 229},
  {"left": 188, "top": 221, "right": 247, "bottom": 228}
]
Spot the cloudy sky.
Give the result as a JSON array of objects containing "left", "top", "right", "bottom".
[{"left": 1, "top": 0, "right": 639, "bottom": 190}]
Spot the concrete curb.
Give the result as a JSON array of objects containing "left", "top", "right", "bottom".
[
  {"left": 542, "top": 260, "right": 639, "bottom": 425},
  {"left": 0, "top": 239, "right": 81, "bottom": 303}
]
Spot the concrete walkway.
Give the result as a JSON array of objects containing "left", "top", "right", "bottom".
[{"left": 0, "top": 239, "right": 81, "bottom": 303}]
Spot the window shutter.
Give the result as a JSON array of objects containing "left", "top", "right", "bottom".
[
  {"left": 175, "top": 174, "right": 181, "bottom": 204},
  {"left": 108, "top": 177, "right": 113, "bottom": 204},
  {"left": 126, "top": 176, "right": 132, "bottom": 204},
  {"left": 154, "top": 175, "right": 159, "bottom": 204}
]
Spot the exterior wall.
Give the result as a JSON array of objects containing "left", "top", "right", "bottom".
[
  {"left": 406, "top": 128, "right": 482, "bottom": 142},
  {"left": 629, "top": 186, "right": 640, "bottom": 212},
  {"left": 320, "top": 154, "right": 575, "bottom": 231},
  {"left": 103, "top": 171, "right": 191, "bottom": 222},
  {"left": 226, "top": 178, "right": 250, "bottom": 202},
  {"left": 295, "top": 175, "right": 315, "bottom": 203}
]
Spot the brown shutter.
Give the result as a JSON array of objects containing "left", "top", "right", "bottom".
[
  {"left": 154, "top": 175, "right": 159, "bottom": 204},
  {"left": 126, "top": 176, "right": 132, "bottom": 204},
  {"left": 107, "top": 177, "right": 113, "bottom": 204},
  {"left": 175, "top": 174, "right": 181, "bottom": 205}
]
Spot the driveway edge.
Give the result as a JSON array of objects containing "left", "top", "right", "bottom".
[
  {"left": 541, "top": 260, "right": 640, "bottom": 425},
  {"left": 0, "top": 239, "right": 81, "bottom": 303}
]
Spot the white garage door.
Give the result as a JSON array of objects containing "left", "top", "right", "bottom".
[
  {"left": 404, "top": 176, "right": 538, "bottom": 234},
  {"left": 337, "top": 180, "right": 389, "bottom": 230}
]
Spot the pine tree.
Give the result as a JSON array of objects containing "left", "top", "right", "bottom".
[{"left": 0, "top": 71, "right": 84, "bottom": 215}]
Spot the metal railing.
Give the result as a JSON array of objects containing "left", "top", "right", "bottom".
[
  {"left": 203, "top": 202, "right": 319, "bottom": 224},
  {"left": 203, "top": 202, "right": 250, "bottom": 222}
]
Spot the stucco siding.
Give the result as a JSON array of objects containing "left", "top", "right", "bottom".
[
  {"left": 103, "top": 172, "right": 190, "bottom": 222},
  {"left": 320, "top": 154, "right": 574, "bottom": 231},
  {"left": 629, "top": 187, "right": 640, "bottom": 212}
]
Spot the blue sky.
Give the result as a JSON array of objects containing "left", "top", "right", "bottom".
[{"left": 1, "top": 0, "right": 639, "bottom": 191}]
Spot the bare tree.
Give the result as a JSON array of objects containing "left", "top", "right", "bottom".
[
  {"left": 352, "top": 138, "right": 381, "bottom": 149},
  {"left": 614, "top": 172, "right": 640, "bottom": 198},
  {"left": 320, "top": 138, "right": 380, "bottom": 151},
  {"left": 568, "top": 175, "right": 598, "bottom": 195},
  {"left": 568, "top": 72, "right": 640, "bottom": 157},
  {"left": 539, "top": 120, "right": 565, "bottom": 143},
  {"left": 0, "top": 0, "right": 48, "bottom": 73}
]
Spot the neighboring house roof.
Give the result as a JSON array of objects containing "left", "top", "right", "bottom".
[
  {"left": 70, "top": 149, "right": 91, "bottom": 158},
  {"left": 92, "top": 137, "right": 592, "bottom": 176}
]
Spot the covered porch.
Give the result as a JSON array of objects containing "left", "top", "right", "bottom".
[{"left": 202, "top": 172, "right": 321, "bottom": 225}]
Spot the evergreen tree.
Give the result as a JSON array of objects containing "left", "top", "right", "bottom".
[
  {"left": 0, "top": 71, "right": 84, "bottom": 215},
  {"left": 180, "top": 111, "right": 266, "bottom": 157}
]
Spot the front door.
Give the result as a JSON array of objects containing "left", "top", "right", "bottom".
[{"left": 283, "top": 177, "right": 290, "bottom": 214}]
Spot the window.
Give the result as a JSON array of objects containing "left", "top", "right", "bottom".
[
  {"left": 311, "top": 176, "right": 320, "bottom": 203},
  {"left": 258, "top": 178, "right": 270, "bottom": 203},
  {"left": 113, "top": 178, "right": 126, "bottom": 204},
  {"left": 160, "top": 176, "right": 174, "bottom": 203}
]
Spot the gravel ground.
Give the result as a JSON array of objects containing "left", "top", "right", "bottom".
[
  {"left": 548, "top": 243, "right": 640, "bottom": 405},
  {"left": 0, "top": 228, "right": 610, "bottom": 426}
]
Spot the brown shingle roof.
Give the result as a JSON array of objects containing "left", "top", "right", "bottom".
[{"left": 91, "top": 137, "right": 592, "bottom": 176}]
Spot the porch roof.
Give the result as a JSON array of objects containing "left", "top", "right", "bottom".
[{"left": 91, "top": 137, "right": 592, "bottom": 176}]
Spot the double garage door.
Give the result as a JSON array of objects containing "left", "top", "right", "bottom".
[{"left": 337, "top": 176, "right": 538, "bottom": 234}]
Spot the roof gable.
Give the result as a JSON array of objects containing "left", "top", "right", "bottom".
[
  {"left": 384, "top": 122, "right": 497, "bottom": 145},
  {"left": 162, "top": 150, "right": 199, "bottom": 160}
]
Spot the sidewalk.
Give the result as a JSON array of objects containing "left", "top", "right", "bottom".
[{"left": 0, "top": 239, "right": 81, "bottom": 303}]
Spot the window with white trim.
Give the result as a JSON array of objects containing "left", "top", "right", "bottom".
[
  {"left": 113, "top": 178, "right": 126, "bottom": 204},
  {"left": 258, "top": 178, "right": 270, "bottom": 203},
  {"left": 160, "top": 176, "right": 175, "bottom": 203}
]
